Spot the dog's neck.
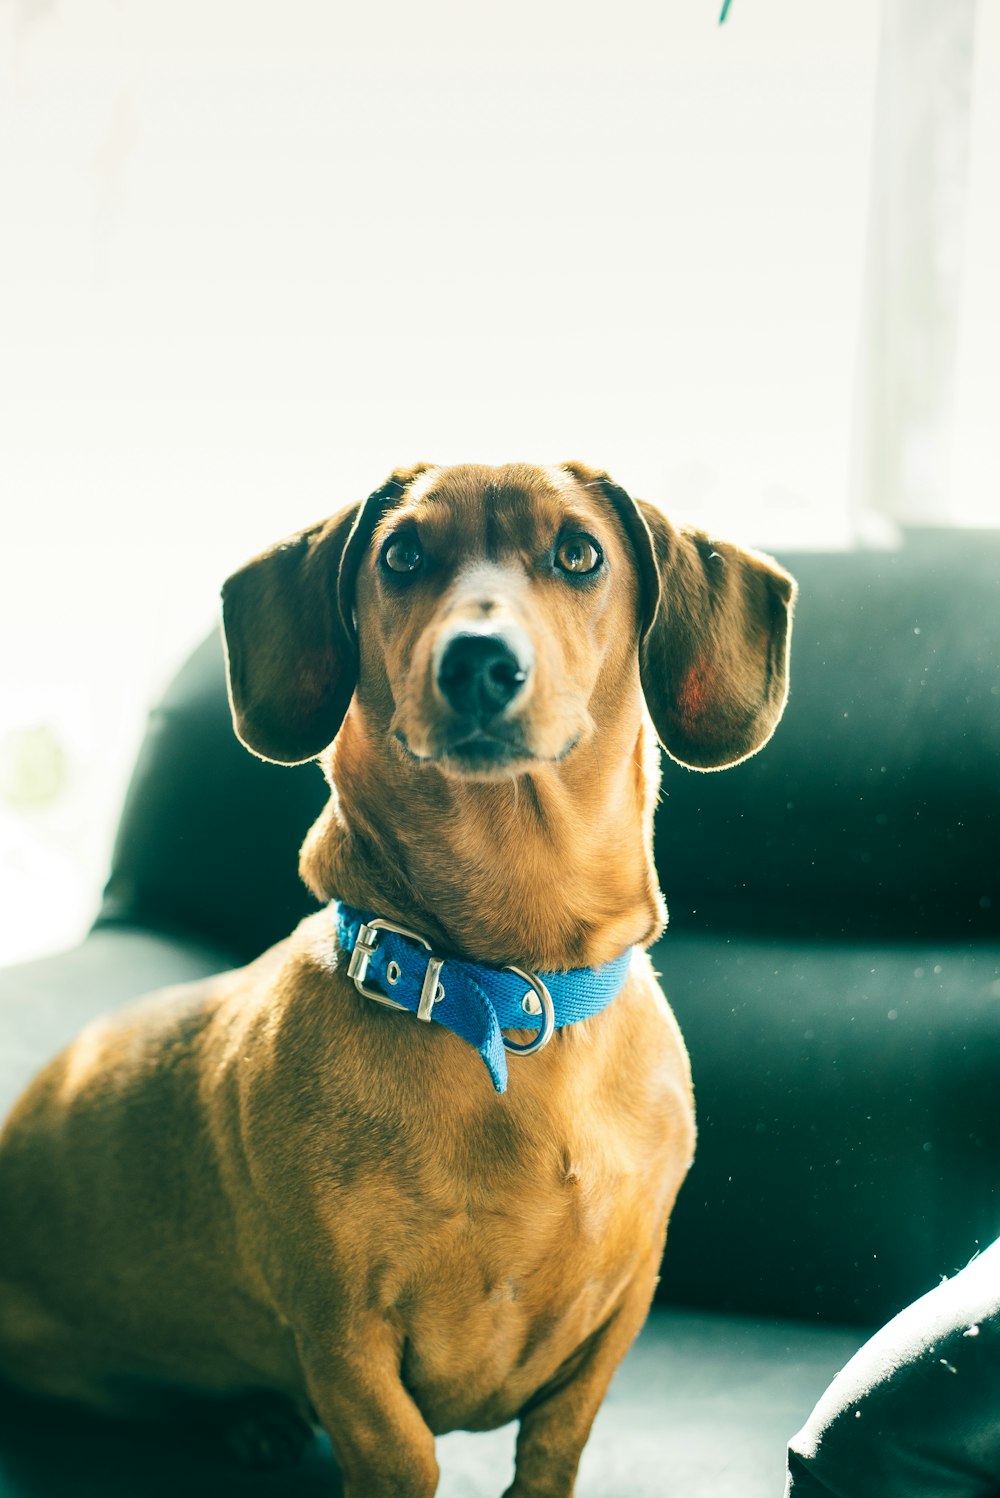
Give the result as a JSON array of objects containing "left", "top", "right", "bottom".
[{"left": 300, "top": 704, "right": 665, "bottom": 972}]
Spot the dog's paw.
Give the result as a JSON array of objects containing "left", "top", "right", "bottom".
[{"left": 223, "top": 1391, "right": 316, "bottom": 1470}]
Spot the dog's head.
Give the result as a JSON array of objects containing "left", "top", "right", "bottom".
[{"left": 222, "top": 461, "right": 795, "bottom": 780}]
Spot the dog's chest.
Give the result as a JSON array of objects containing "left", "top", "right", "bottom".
[
  {"left": 358, "top": 1100, "right": 675, "bottom": 1433},
  {"left": 260, "top": 952, "right": 691, "bottom": 1432}
]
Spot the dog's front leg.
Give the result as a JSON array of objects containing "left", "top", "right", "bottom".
[
  {"left": 297, "top": 1324, "right": 439, "bottom": 1498},
  {"left": 503, "top": 1260, "right": 660, "bottom": 1498}
]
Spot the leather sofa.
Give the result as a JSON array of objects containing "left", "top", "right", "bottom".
[{"left": 1, "top": 528, "right": 997, "bottom": 1497}]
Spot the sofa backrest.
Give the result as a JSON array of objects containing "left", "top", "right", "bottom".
[
  {"left": 655, "top": 529, "right": 999, "bottom": 943},
  {"left": 96, "top": 529, "right": 1000, "bottom": 953},
  {"left": 96, "top": 633, "right": 327, "bottom": 959}
]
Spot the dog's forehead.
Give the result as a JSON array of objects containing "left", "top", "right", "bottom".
[{"left": 375, "top": 463, "right": 614, "bottom": 549}]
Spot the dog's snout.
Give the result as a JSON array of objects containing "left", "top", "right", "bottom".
[{"left": 436, "top": 631, "right": 533, "bottom": 720}]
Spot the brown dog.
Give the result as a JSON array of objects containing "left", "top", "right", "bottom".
[{"left": 0, "top": 462, "right": 795, "bottom": 1496}]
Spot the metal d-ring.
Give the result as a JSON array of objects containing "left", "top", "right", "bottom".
[{"left": 501, "top": 966, "right": 555, "bottom": 1056}]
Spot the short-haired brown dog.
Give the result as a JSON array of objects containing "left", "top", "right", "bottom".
[{"left": 0, "top": 463, "right": 795, "bottom": 1496}]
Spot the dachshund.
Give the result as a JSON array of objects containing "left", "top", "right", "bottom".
[{"left": 0, "top": 462, "right": 795, "bottom": 1496}]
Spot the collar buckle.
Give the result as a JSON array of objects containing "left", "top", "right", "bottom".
[
  {"left": 346, "top": 917, "right": 444, "bottom": 1020},
  {"left": 345, "top": 912, "right": 554, "bottom": 1056}
]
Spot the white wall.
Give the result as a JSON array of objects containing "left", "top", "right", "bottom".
[{"left": 0, "top": 0, "right": 879, "bottom": 962}]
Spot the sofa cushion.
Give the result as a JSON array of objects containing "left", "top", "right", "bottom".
[
  {"left": 0, "top": 928, "right": 237, "bottom": 1124},
  {"left": 655, "top": 932, "right": 1000, "bottom": 1325},
  {"left": 0, "top": 1308, "right": 865, "bottom": 1498}
]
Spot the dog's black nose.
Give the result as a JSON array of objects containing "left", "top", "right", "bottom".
[{"left": 436, "top": 631, "right": 532, "bottom": 719}]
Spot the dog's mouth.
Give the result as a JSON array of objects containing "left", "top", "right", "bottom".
[
  {"left": 394, "top": 727, "right": 580, "bottom": 778},
  {"left": 443, "top": 729, "right": 529, "bottom": 769}
]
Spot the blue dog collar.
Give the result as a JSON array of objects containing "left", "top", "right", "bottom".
[{"left": 334, "top": 902, "right": 633, "bottom": 1094}]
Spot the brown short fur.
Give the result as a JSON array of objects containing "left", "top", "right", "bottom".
[{"left": 0, "top": 462, "right": 795, "bottom": 1496}]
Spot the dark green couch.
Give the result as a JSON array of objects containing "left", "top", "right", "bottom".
[{"left": 1, "top": 530, "right": 998, "bottom": 1496}]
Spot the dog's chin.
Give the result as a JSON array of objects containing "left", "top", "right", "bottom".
[{"left": 394, "top": 729, "right": 579, "bottom": 782}]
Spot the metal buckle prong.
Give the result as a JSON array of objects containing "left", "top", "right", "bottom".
[{"left": 346, "top": 922, "right": 380, "bottom": 986}]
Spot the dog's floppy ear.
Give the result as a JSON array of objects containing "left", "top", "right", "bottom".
[
  {"left": 221, "top": 466, "right": 429, "bottom": 764},
  {"left": 565, "top": 464, "right": 796, "bottom": 771},
  {"left": 634, "top": 504, "right": 796, "bottom": 769}
]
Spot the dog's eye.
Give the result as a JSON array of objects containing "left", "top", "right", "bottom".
[
  {"left": 382, "top": 534, "right": 424, "bottom": 575},
  {"left": 555, "top": 535, "right": 603, "bottom": 576}
]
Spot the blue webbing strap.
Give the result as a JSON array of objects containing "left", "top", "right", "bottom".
[{"left": 334, "top": 902, "right": 633, "bottom": 1094}]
